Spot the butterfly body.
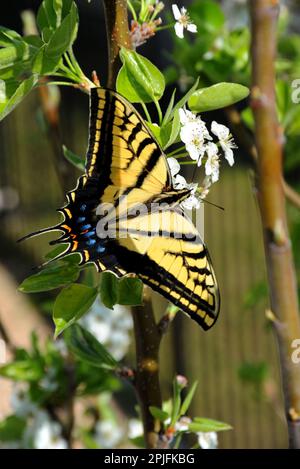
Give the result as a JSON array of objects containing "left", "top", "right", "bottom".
[{"left": 22, "top": 88, "right": 220, "bottom": 330}]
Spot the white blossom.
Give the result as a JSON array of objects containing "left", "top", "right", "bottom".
[
  {"left": 167, "top": 157, "right": 200, "bottom": 210},
  {"left": 128, "top": 419, "right": 143, "bottom": 439},
  {"left": 198, "top": 431, "right": 218, "bottom": 449},
  {"left": 205, "top": 142, "right": 220, "bottom": 183},
  {"left": 95, "top": 420, "right": 124, "bottom": 449},
  {"left": 211, "top": 121, "right": 237, "bottom": 166},
  {"left": 172, "top": 4, "right": 197, "bottom": 38},
  {"left": 29, "top": 411, "right": 67, "bottom": 449},
  {"left": 179, "top": 108, "right": 211, "bottom": 166},
  {"left": 80, "top": 299, "right": 133, "bottom": 361},
  {"left": 175, "top": 416, "right": 192, "bottom": 432},
  {"left": 40, "top": 367, "right": 59, "bottom": 392},
  {"left": 11, "top": 385, "right": 37, "bottom": 417}
]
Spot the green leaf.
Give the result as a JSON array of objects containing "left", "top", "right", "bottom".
[
  {"left": 149, "top": 406, "right": 169, "bottom": 422},
  {"left": 0, "top": 32, "right": 41, "bottom": 79},
  {"left": 0, "top": 75, "right": 38, "bottom": 122},
  {"left": 32, "top": 44, "right": 62, "bottom": 75},
  {"left": 63, "top": 144, "right": 85, "bottom": 170},
  {"left": 162, "top": 88, "right": 176, "bottom": 126},
  {"left": 146, "top": 122, "right": 163, "bottom": 145},
  {"left": 99, "top": 272, "right": 118, "bottom": 309},
  {"left": 180, "top": 380, "right": 198, "bottom": 416},
  {"left": 117, "top": 277, "right": 143, "bottom": 306},
  {"left": 0, "top": 42, "right": 31, "bottom": 71},
  {"left": 0, "top": 360, "right": 43, "bottom": 381},
  {"left": 53, "top": 284, "right": 98, "bottom": 337},
  {"left": 117, "top": 47, "right": 165, "bottom": 103},
  {"left": 65, "top": 324, "right": 118, "bottom": 369},
  {"left": 37, "top": 0, "right": 58, "bottom": 32},
  {"left": 0, "top": 27, "right": 22, "bottom": 46},
  {"left": 188, "top": 418, "right": 232, "bottom": 433},
  {"left": 163, "top": 109, "right": 181, "bottom": 150},
  {"left": 37, "top": 0, "right": 74, "bottom": 33},
  {"left": 19, "top": 263, "right": 79, "bottom": 293},
  {"left": 170, "top": 78, "right": 199, "bottom": 120},
  {"left": 188, "top": 82, "right": 249, "bottom": 112},
  {"left": 45, "top": 3, "right": 78, "bottom": 59},
  {"left": 0, "top": 416, "right": 26, "bottom": 442},
  {"left": 99, "top": 273, "right": 144, "bottom": 309},
  {"left": 171, "top": 377, "right": 182, "bottom": 426}
]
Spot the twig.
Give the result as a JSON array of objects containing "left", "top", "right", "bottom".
[
  {"left": 225, "top": 105, "right": 300, "bottom": 210},
  {"left": 102, "top": 0, "right": 131, "bottom": 88},
  {"left": 102, "top": 0, "right": 165, "bottom": 449},
  {"left": 250, "top": 0, "right": 300, "bottom": 448}
]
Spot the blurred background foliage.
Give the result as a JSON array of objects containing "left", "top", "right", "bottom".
[{"left": 0, "top": 0, "right": 300, "bottom": 448}]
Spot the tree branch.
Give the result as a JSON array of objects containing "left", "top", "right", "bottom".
[
  {"left": 102, "top": 0, "right": 164, "bottom": 448},
  {"left": 250, "top": 0, "right": 300, "bottom": 448},
  {"left": 102, "top": 0, "right": 131, "bottom": 87},
  {"left": 131, "top": 288, "right": 163, "bottom": 449}
]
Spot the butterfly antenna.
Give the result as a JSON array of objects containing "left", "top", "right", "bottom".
[{"left": 201, "top": 198, "right": 224, "bottom": 211}]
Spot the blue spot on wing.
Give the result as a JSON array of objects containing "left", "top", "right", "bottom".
[
  {"left": 87, "top": 239, "right": 96, "bottom": 246},
  {"left": 81, "top": 224, "right": 92, "bottom": 230}
]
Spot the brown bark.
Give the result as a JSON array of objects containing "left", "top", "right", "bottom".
[{"left": 250, "top": 0, "right": 300, "bottom": 448}]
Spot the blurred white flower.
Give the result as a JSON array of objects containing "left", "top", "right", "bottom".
[
  {"left": 128, "top": 419, "right": 143, "bottom": 439},
  {"left": 211, "top": 121, "right": 237, "bottom": 166},
  {"left": 175, "top": 416, "right": 191, "bottom": 432},
  {"left": 40, "top": 367, "right": 59, "bottom": 392},
  {"left": 95, "top": 419, "right": 124, "bottom": 449},
  {"left": 167, "top": 157, "right": 200, "bottom": 209},
  {"left": 11, "top": 385, "right": 37, "bottom": 417},
  {"left": 172, "top": 4, "right": 197, "bottom": 38},
  {"left": 198, "top": 431, "right": 218, "bottom": 449},
  {"left": 80, "top": 299, "right": 133, "bottom": 361},
  {"left": 29, "top": 411, "right": 67, "bottom": 449},
  {"left": 205, "top": 142, "right": 220, "bottom": 183},
  {"left": 54, "top": 339, "right": 68, "bottom": 357}
]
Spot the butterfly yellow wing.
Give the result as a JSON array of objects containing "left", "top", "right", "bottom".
[
  {"left": 109, "top": 206, "right": 219, "bottom": 330},
  {"left": 21, "top": 88, "right": 220, "bottom": 330}
]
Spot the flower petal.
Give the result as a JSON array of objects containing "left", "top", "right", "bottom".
[
  {"left": 182, "top": 194, "right": 200, "bottom": 210},
  {"left": 187, "top": 23, "right": 197, "bottom": 33},
  {"left": 172, "top": 4, "right": 181, "bottom": 20},
  {"left": 223, "top": 145, "right": 235, "bottom": 166},
  {"left": 211, "top": 121, "right": 229, "bottom": 140},
  {"left": 186, "top": 143, "right": 200, "bottom": 160},
  {"left": 206, "top": 141, "right": 218, "bottom": 158},
  {"left": 174, "top": 174, "right": 187, "bottom": 189},
  {"left": 175, "top": 22, "right": 184, "bottom": 38},
  {"left": 167, "top": 157, "right": 181, "bottom": 177},
  {"left": 180, "top": 124, "right": 194, "bottom": 144}
]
